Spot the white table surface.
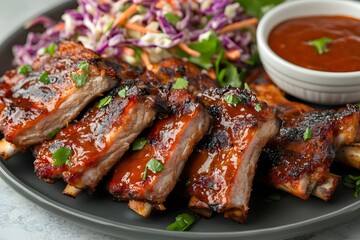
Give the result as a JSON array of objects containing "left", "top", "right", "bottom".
[{"left": 0, "top": 1, "right": 360, "bottom": 240}]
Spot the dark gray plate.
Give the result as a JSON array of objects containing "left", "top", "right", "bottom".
[{"left": 1, "top": 2, "right": 360, "bottom": 240}]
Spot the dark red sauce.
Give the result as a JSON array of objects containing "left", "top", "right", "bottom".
[{"left": 269, "top": 16, "right": 360, "bottom": 72}]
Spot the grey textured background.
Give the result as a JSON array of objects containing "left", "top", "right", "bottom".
[{"left": 0, "top": 1, "right": 359, "bottom": 240}]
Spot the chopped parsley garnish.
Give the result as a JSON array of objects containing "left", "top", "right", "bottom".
[
  {"left": 142, "top": 158, "right": 164, "bottom": 180},
  {"left": 47, "top": 128, "right": 59, "bottom": 139},
  {"left": 178, "top": 31, "right": 244, "bottom": 88},
  {"left": 18, "top": 64, "right": 32, "bottom": 75},
  {"left": 244, "top": 82, "right": 251, "bottom": 92},
  {"left": 132, "top": 137, "right": 148, "bottom": 151},
  {"left": 343, "top": 175, "right": 360, "bottom": 198},
  {"left": 263, "top": 192, "right": 282, "bottom": 203},
  {"left": 44, "top": 42, "right": 56, "bottom": 57},
  {"left": 97, "top": 96, "right": 112, "bottom": 108},
  {"left": 164, "top": 13, "right": 181, "bottom": 25},
  {"left": 118, "top": 86, "right": 129, "bottom": 98},
  {"left": 71, "top": 73, "right": 87, "bottom": 87},
  {"left": 223, "top": 94, "right": 242, "bottom": 107},
  {"left": 172, "top": 78, "right": 189, "bottom": 90},
  {"left": 236, "top": 0, "right": 285, "bottom": 19},
  {"left": 77, "top": 61, "right": 89, "bottom": 73},
  {"left": 308, "top": 37, "right": 333, "bottom": 54},
  {"left": 303, "top": 127, "right": 312, "bottom": 141},
  {"left": 70, "top": 61, "right": 89, "bottom": 87},
  {"left": 254, "top": 103, "right": 262, "bottom": 112},
  {"left": 39, "top": 71, "right": 50, "bottom": 84},
  {"left": 166, "top": 213, "right": 196, "bottom": 231},
  {"left": 52, "top": 147, "right": 72, "bottom": 166}
]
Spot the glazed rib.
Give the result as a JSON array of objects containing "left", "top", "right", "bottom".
[
  {"left": 0, "top": 41, "right": 118, "bottom": 156},
  {"left": 108, "top": 89, "right": 210, "bottom": 217},
  {"left": 183, "top": 87, "right": 279, "bottom": 223},
  {"left": 34, "top": 85, "right": 157, "bottom": 195},
  {"left": 249, "top": 70, "right": 360, "bottom": 200},
  {"left": 152, "top": 58, "right": 218, "bottom": 94}
]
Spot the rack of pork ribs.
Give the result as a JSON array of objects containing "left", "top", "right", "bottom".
[
  {"left": 1, "top": 41, "right": 358, "bottom": 223},
  {"left": 248, "top": 69, "right": 360, "bottom": 201}
]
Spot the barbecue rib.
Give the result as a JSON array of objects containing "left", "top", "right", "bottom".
[
  {"left": 0, "top": 41, "right": 119, "bottom": 158},
  {"left": 34, "top": 85, "right": 157, "bottom": 195},
  {"left": 183, "top": 87, "right": 279, "bottom": 223},
  {"left": 108, "top": 88, "right": 210, "bottom": 217},
  {"left": 249, "top": 70, "right": 360, "bottom": 200},
  {"left": 152, "top": 58, "right": 218, "bottom": 94}
]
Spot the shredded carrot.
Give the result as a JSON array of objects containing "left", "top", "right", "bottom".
[
  {"left": 208, "top": 69, "right": 216, "bottom": 80},
  {"left": 125, "top": 22, "right": 158, "bottom": 34},
  {"left": 225, "top": 49, "right": 241, "bottom": 61},
  {"left": 155, "top": 1, "right": 165, "bottom": 9},
  {"left": 54, "top": 22, "right": 65, "bottom": 31},
  {"left": 178, "top": 43, "right": 201, "bottom": 57},
  {"left": 123, "top": 47, "right": 135, "bottom": 56},
  {"left": 115, "top": 4, "right": 139, "bottom": 26},
  {"left": 141, "top": 51, "right": 153, "bottom": 70},
  {"left": 216, "top": 18, "right": 259, "bottom": 35}
]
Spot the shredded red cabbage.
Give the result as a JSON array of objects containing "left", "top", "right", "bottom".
[{"left": 13, "top": 0, "right": 255, "bottom": 68}]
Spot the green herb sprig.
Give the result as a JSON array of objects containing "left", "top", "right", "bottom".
[
  {"left": 172, "top": 78, "right": 189, "bottom": 90},
  {"left": 166, "top": 213, "right": 196, "bottom": 231},
  {"left": 18, "top": 64, "right": 32, "bottom": 75},
  {"left": 71, "top": 61, "right": 90, "bottom": 87},
  {"left": 343, "top": 175, "right": 360, "bottom": 198},
  {"left": 97, "top": 96, "right": 112, "bottom": 108},
  {"left": 132, "top": 137, "right": 148, "bottom": 151},
  {"left": 39, "top": 71, "right": 50, "bottom": 84},
  {"left": 303, "top": 127, "right": 312, "bottom": 141},
  {"left": 142, "top": 158, "right": 164, "bottom": 180},
  {"left": 52, "top": 147, "right": 72, "bottom": 166},
  {"left": 223, "top": 94, "right": 242, "bottom": 107},
  {"left": 308, "top": 37, "right": 333, "bottom": 54}
]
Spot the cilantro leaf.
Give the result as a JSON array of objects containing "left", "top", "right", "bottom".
[
  {"left": 217, "top": 63, "right": 242, "bottom": 88},
  {"left": 166, "top": 213, "right": 196, "bottom": 231},
  {"left": 254, "top": 103, "right": 262, "bottom": 112},
  {"left": 18, "top": 64, "right": 32, "bottom": 75},
  {"left": 142, "top": 158, "right": 164, "bottom": 180},
  {"left": 77, "top": 61, "right": 89, "bottom": 73},
  {"left": 308, "top": 37, "right": 333, "bottom": 54},
  {"left": 223, "top": 94, "right": 242, "bottom": 107},
  {"left": 132, "top": 137, "right": 148, "bottom": 151},
  {"left": 303, "top": 127, "right": 312, "bottom": 141},
  {"left": 47, "top": 128, "right": 59, "bottom": 139},
  {"left": 42, "top": 42, "right": 56, "bottom": 57},
  {"left": 39, "top": 71, "right": 50, "bottom": 84},
  {"left": 97, "top": 96, "right": 112, "bottom": 108},
  {"left": 172, "top": 78, "right": 189, "bottom": 90},
  {"left": 52, "top": 147, "right": 72, "bottom": 166},
  {"left": 71, "top": 73, "right": 87, "bottom": 87},
  {"left": 244, "top": 82, "right": 251, "bottom": 92},
  {"left": 118, "top": 86, "right": 129, "bottom": 98},
  {"left": 236, "top": 0, "right": 285, "bottom": 19},
  {"left": 164, "top": 13, "right": 181, "bottom": 25},
  {"left": 343, "top": 175, "right": 360, "bottom": 198}
]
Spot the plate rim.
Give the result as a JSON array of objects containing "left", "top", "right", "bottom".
[{"left": 2, "top": 160, "right": 360, "bottom": 240}]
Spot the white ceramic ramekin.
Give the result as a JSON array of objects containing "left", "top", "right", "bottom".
[{"left": 256, "top": 0, "right": 360, "bottom": 105}]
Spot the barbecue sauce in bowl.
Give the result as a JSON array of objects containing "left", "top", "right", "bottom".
[{"left": 268, "top": 16, "right": 360, "bottom": 72}]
